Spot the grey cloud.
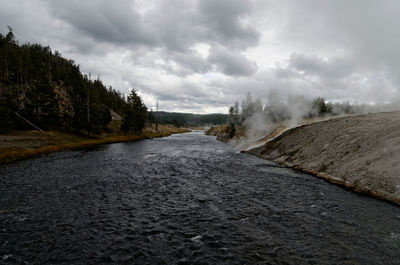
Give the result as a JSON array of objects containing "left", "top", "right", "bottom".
[
  {"left": 288, "top": 54, "right": 356, "bottom": 79},
  {"left": 44, "top": 0, "right": 260, "bottom": 52},
  {"left": 198, "top": 0, "right": 259, "bottom": 48},
  {"left": 163, "top": 50, "right": 211, "bottom": 76},
  {"left": 0, "top": 0, "right": 57, "bottom": 43},
  {"left": 2, "top": 0, "right": 400, "bottom": 113},
  {"left": 45, "top": 0, "right": 155, "bottom": 46},
  {"left": 280, "top": 0, "right": 400, "bottom": 92},
  {"left": 40, "top": 0, "right": 261, "bottom": 79},
  {"left": 209, "top": 46, "right": 257, "bottom": 76},
  {"left": 151, "top": 82, "right": 210, "bottom": 103}
]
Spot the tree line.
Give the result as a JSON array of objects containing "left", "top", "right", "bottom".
[
  {"left": 0, "top": 27, "right": 147, "bottom": 135},
  {"left": 153, "top": 111, "right": 228, "bottom": 127}
]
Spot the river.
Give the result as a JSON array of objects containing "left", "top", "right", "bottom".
[{"left": 0, "top": 131, "right": 399, "bottom": 264}]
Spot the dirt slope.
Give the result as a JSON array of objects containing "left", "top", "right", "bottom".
[
  {"left": 205, "top": 125, "right": 231, "bottom": 142},
  {"left": 246, "top": 111, "right": 400, "bottom": 204}
]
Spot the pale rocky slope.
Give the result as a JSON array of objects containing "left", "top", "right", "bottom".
[{"left": 244, "top": 111, "right": 400, "bottom": 204}]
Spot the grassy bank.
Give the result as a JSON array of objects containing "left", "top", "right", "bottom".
[{"left": 0, "top": 125, "right": 190, "bottom": 165}]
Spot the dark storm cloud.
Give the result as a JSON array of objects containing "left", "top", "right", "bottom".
[{"left": 44, "top": 0, "right": 259, "bottom": 52}]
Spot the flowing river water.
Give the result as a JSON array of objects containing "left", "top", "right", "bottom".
[{"left": 1, "top": 131, "right": 399, "bottom": 264}]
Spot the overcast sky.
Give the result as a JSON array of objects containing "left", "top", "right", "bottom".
[{"left": 1, "top": 0, "right": 400, "bottom": 113}]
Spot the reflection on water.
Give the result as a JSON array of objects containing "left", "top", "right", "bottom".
[{"left": 0, "top": 131, "right": 399, "bottom": 265}]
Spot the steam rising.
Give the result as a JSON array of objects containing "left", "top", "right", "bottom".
[{"left": 227, "top": 91, "right": 400, "bottom": 150}]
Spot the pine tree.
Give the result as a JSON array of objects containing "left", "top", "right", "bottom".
[{"left": 121, "top": 89, "right": 147, "bottom": 135}]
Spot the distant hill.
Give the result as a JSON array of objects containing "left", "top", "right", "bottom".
[{"left": 153, "top": 111, "right": 227, "bottom": 127}]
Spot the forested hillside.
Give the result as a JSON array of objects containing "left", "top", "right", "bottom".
[{"left": 0, "top": 28, "right": 146, "bottom": 134}]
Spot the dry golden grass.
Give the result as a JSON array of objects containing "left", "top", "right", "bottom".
[{"left": 0, "top": 124, "right": 190, "bottom": 164}]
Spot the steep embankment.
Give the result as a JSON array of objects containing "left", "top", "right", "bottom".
[
  {"left": 246, "top": 111, "right": 400, "bottom": 204},
  {"left": 205, "top": 125, "right": 231, "bottom": 142}
]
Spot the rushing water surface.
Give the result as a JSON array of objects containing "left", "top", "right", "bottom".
[{"left": 1, "top": 131, "right": 400, "bottom": 265}]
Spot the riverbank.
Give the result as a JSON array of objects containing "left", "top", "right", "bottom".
[
  {"left": 244, "top": 111, "right": 400, "bottom": 204},
  {"left": 207, "top": 112, "right": 400, "bottom": 204},
  {"left": 0, "top": 124, "right": 190, "bottom": 164},
  {"left": 2, "top": 129, "right": 399, "bottom": 264},
  {"left": 205, "top": 125, "right": 231, "bottom": 142}
]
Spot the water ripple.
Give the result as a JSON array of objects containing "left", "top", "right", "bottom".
[{"left": 0, "top": 132, "right": 399, "bottom": 264}]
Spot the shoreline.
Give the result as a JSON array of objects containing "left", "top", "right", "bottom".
[
  {"left": 252, "top": 158, "right": 400, "bottom": 206},
  {"left": 0, "top": 128, "right": 190, "bottom": 165},
  {"left": 209, "top": 111, "right": 400, "bottom": 205},
  {"left": 245, "top": 112, "right": 400, "bottom": 205}
]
